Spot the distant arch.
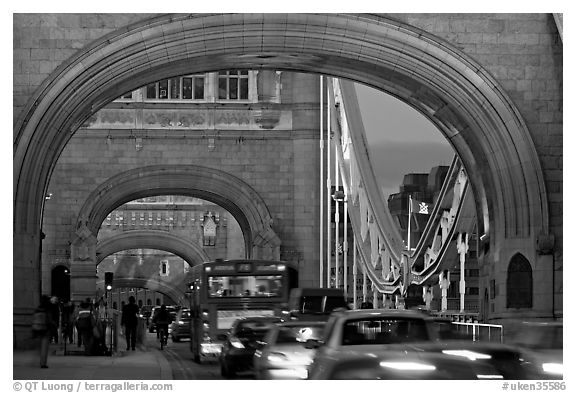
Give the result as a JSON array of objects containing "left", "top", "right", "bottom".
[
  {"left": 96, "top": 230, "right": 210, "bottom": 266},
  {"left": 77, "top": 165, "right": 280, "bottom": 259},
  {"left": 97, "top": 277, "right": 186, "bottom": 305}
]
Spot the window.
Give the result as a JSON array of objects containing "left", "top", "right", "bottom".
[
  {"left": 145, "top": 75, "right": 205, "bottom": 100},
  {"left": 160, "top": 260, "right": 169, "bottom": 277},
  {"left": 506, "top": 253, "right": 532, "bottom": 308},
  {"left": 218, "top": 70, "right": 249, "bottom": 100},
  {"left": 466, "top": 287, "right": 479, "bottom": 295},
  {"left": 203, "top": 214, "right": 217, "bottom": 246}
]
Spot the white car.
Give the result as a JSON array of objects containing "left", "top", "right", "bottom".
[{"left": 254, "top": 321, "right": 325, "bottom": 379}]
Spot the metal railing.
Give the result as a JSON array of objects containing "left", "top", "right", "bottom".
[{"left": 452, "top": 321, "right": 503, "bottom": 343}]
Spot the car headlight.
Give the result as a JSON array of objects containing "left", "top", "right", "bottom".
[
  {"left": 542, "top": 362, "right": 563, "bottom": 376},
  {"left": 230, "top": 337, "right": 245, "bottom": 349},
  {"left": 379, "top": 361, "right": 436, "bottom": 371},
  {"left": 267, "top": 352, "right": 289, "bottom": 363}
]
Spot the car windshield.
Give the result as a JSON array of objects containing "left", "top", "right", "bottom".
[
  {"left": 235, "top": 318, "right": 280, "bottom": 339},
  {"left": 341, "top": 317, "right": 429, "bottom": 345},
  {"left": 275, "top": 325, "right": 324, "bottom": 344},
  {"left": 299, "top": 296, "right": 347, "bottom": 313}
]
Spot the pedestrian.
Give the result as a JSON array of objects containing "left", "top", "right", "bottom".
[
  {"left": 92, "top": 297, "right": 109, "bottom": 356},
  {"left": 32, "top": 295, "right": 57, "bottom": 368},
  {"left": 121, "top": 296, "right": 140, "bottom": 351},
  {"left": 61, "top": 301, "right": 75, "bottom": 344},
  {"left": 49, "top": 296, "right": 61, "bottom": 344},
  {"left": 75, "top": 299, "right": 95, "bottom": 355}
]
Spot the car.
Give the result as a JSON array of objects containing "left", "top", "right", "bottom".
[
  {"left": 312, "top": 309, "right": 438, "bottom": 348},
  {"left": 307, "top": 349, "right": 485, "bottom": 379},
  {"left": 219, "top": 316, "right": 283, "bottom": 378},
  {"left": 505, "top": 321, "right": 563, "bottom": 379},
  {"left": 253, "top": 321, "right": 326, "bottom": 379},
  {"left": 139, "top": 305, "right": 154, "bottom": 325},
  {"left": 306, "top": 309, "right": 438, "bottom": 375},
  {"left": 287, "top": 288, "right": 348, "bottom": 321},
  {"left": 307, "top": 309, "right": 542, "bottom": 380},
  {"left": 148, "top": 305, "right": 179, "bottom": 333},
  {"left": 169, "top": 308, "right": 191, "bottom": 342},
  {"left": 396, "top": 341, "right": 543, "bottom": 380}
]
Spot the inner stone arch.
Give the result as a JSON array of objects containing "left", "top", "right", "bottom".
[
  {"left": 96, "top": 230, "right": 210, "bottom": 266},
  {"left": 75, "top": 164, "right": 281, "bottom": 260}
]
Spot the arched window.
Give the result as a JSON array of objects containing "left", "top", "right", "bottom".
[{"left": 506, "top": 254, "right": 533, "bottom": 308}]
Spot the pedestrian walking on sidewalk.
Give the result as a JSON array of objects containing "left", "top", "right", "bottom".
[
  {"left": 121, "top": 296, "right": 139, "bottom": 351},
  {"left": 32, "top": 295, "right": 57, "bottom": 368},
  {"left": 75, "top": 299, "right": 95, "bottom": 355}
]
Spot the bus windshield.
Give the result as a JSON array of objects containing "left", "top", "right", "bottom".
[{"left": 208, "top": 274, "right": 283, "bottom": 298}]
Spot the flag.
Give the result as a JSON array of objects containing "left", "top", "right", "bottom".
[{"left": 410, "top": 198, "right": 430, "bottom": 215}]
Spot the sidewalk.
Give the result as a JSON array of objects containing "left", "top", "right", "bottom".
[{"left": 13, "top": 337, "right": 172, "bottom": 380}]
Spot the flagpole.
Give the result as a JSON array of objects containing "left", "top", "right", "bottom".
[{"left": 407, "top": 194, "right": 412, "bottom": 252}]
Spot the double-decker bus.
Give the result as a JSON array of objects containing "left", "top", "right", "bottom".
[{"left": 189, "top": 259, "right": 298, "bottom": 363}]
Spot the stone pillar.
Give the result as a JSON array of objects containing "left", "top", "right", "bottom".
[
  {"left": 257, "top": 70, "right": 281, "bottom": 103},
  {"left": 422, "top": 285, "right": 433, "bottom": 311},
  {"left": 439, "top": 270, "right": 450, "bottom": 312},
  {"left": 457, "top": 233, "right": 469, "bottom": 313},
  {"left": 252, "top": 227, "right": 281, "bottom": 261},
  {"left": 70, "top": 223, "right": 98, "bottom": 302},
  {"left": 13, "top": 230, "right": 43, "bottom": 348}
]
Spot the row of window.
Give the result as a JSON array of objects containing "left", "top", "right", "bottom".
[{"left": 119, "top": 70, "right": 250, "bottom": 101}]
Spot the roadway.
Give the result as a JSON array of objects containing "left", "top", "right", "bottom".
[{"left": 143, "top": 332, "right": 253, "bottom": 380}]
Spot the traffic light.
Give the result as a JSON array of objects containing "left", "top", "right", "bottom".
[{"left": 105, "top": 272, "right": 113, "bottom": 291}]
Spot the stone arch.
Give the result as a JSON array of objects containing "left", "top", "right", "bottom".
[
  {"left": 14, "top": 13, "right": 549, "bottom": 320},
  {"left": 98, "top": 277, "right": 186, "bottom": 305},
  {"left": 77, "top": 165, "right": 280, "bottom": 260},
  {"left": 506, "top": 253, "right": 533, "bottom": 309},
  {"left": 96, "top": 230, "right": 210, "bottom": 266}
]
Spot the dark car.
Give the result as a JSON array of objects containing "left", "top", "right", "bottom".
[
  {"left": 505, "top": 321, "right": 563, "bottom": 379},
  {"left": 139, "top": 305, "right": 154, "bottom": 325},
  {"left": 170, "top": 308, "right": 191, "bottom": 342},
  {"left": 148, "top": 305, "right": 179, "bottom": 333},
  {"left": 219, "top": 316, "right": 283, "bottom": 378},
  {"left": 308, "top": 349, "right": 483, "bottom": 379},
  {"left": 287, "top": 288, "right": 348, "bottom": 321}
]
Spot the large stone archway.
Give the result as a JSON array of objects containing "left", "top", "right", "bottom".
[
  {"left": 69, "top": 165, "right": 280, "bottom": 300},
  {"left": 14, "top": 14, "right": 553, "bottom": 338}
]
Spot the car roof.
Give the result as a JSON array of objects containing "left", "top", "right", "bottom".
[
  {"left": 276, "top": 321, "right": 326, "bottom": 327},
  {"left": 236, "top": 316, "right": 283, "bottom": 322},
  {"left": 332, "top": 309, "right": 433, "bottom": 319}
]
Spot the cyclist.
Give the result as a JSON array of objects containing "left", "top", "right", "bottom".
[{"left": 152, "top": 305, "right": 173, "bottom": 349}]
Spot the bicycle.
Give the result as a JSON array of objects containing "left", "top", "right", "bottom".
[{"left": 157, "top": 325, "right": 168, "bottom": 350}]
